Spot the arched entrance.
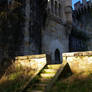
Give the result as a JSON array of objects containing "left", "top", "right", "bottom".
[{"left": 55, "top": 49, "right": 60, "bottom": 64}]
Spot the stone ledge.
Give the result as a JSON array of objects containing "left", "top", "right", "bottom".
[
  {"left": 62, "top": 51, "right": 92, "bottom": 57},
  {"left": 15, "top": 54, "right": 46, "bottom": 60}
]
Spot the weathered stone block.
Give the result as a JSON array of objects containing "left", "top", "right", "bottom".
[
  {"left": 15, "top": 54, "right": 47, "bottom": 70},
  {"left": 63, "top": 51, "right": 92, "bottom": 74}
]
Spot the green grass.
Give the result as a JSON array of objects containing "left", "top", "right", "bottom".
[
  {"left": 50, "top": 73, "right": 92, "bottom": 92},
  {"left": 0, "top": 63, "right": 36, "bottom": 92}
]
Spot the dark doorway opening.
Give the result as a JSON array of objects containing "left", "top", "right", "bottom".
[{"left": 55, "top": 49, "right": 60, "bottom": 64}]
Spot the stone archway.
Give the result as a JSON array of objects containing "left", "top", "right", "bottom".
[
  {"left": 49, "top": 40, "right": 64, "bottom": 64},
  {"left": 55, "top": 49, "right": 60, "bottom": 64}
]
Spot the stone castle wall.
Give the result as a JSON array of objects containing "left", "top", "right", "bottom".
[
  {"left": 42, "top": 15, "right": 69, "bottom": 64},
  {"left": 73, "top": 0, "right": 92, "bottom": 51},
  {"left": 42, "top": 0, "right": 72, "bottom": 64},
  {"left": 47, "top": 0, "right": 72, "bottom": 24}
]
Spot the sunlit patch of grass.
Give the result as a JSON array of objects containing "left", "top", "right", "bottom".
[
  {"left": 8, "top": 72, "right": 22, "bottom": 80},
  {"left": 0, "top": 62, "right": 36, "bottom": 92},
  {"left": 50, "top": 73, "right": 92, "bottom": 92}
]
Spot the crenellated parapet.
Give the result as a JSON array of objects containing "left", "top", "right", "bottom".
[
  {"left": 74, "top": 0, "right": 92, "bottom": 10},
  {"left": 72, "top": 0, "right": 92, "bottom": 32},
  {"left": 72, "top": 0, "right": 92, "bottom": 51},
  {"left": 47, "top": 0, "right": 63, "bottom": 17},
  {"left": 73, "top": 0, "right": 92, "bottom": 20}
]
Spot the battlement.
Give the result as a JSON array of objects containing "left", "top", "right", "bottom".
[
  {"left": 47, "top": 0, "right": 64, "bottom": 18},
  {"left": 73, "top": 0, "right": 92, "bottom": 24},
  {"left": 74, "top": 0, "right": 92, "bottom": 10},
  {"left": 72, "top": 0, "right": 92, "bottom": 49}
]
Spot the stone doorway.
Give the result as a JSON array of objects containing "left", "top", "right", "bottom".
[{"left": 55, "top": 49, "right": 60, "bottom": 64}]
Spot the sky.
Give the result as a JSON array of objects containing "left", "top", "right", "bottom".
[{"left": 72, "top": 0, "right": 89, "bottom": 9}]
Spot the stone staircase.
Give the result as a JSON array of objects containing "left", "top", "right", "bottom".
[{"left": 23, "top": 64, "right": 65, "bottom": 92}]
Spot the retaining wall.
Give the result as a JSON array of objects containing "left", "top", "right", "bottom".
[
  {"left": 63, "top": 51, "right": 92, "bottom": 73},
  {"left": 15, "top": 54, "right": 47, "bottom": 71}
]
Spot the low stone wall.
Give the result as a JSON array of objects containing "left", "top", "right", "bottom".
[
  {"left": 62, "top": 51, "right": 92, "bottom": 73},
  {"left": 0, "top": 54, "right": 47, "bottom": 92},
  {"left": 15, "top": 54, "right": 47, "bottom": 71}
]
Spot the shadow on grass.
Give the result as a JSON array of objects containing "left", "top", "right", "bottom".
[
  {"left": 58, "top": 63, "right": 73, "bottom": 79},
  {"left": 0, "top": 73, "right": 31, "bottom": 92},
  {"left": 0, "top": 58, "right": 14, "bottom": 79},
  {"left": 0, "top": 67, "right": 35, "bottom": 92}
]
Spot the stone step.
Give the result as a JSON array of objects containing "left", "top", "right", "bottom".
[
  {"left": 47, "top": 64, "right": 61, "bottom": 69},
  {"left": 38, "top": 78, "right": 51, "bottom": 83},
  {"left": 31, "top": 90, "right": 43, "bottom": 92},
  {"left": 40, "top": 73, "right": 55, "bottom": 78},
  {"left": 43, "top": 69, "right": 57, "bottom": 73},
  {"left": 34, "top": 83, "right": 47, "bottom": 87},
  {"left": 32, "top": 85, "right": 45, "bottom": 90},
  {"left": 23, "top": 64, "right": 63, "bottom": 92},
  {"left": 26, "top": 89, "right": 43, "bottom": 92},
  {"left": 25, "top": 88, "right": 32, "bottom": 92},
  {"left": 26, "top": 86, "right": 44, "bottom": 92}
]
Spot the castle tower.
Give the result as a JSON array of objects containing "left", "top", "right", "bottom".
[
  {"left": 48, "top": 0, "right": 67, "bottom": 19},
  {"left": 64, "top": 0, "right": 72, "bottom": 25}
]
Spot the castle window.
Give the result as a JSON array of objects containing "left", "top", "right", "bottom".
[{"left": 55, "top": 1, "right": 57, "bottom": 15}]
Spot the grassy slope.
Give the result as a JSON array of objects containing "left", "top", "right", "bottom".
[
  {"left": 0, "top": 63, "right": 35, "bottom": 92},
  {"left": 50, "top": 72, "right": 92, "bottom": 92}
]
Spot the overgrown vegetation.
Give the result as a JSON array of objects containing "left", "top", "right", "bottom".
[
  {"left": 0, "top": 61, "right": 36, "bottom": 92},
  {"left": 50, "top": 71, "right": 92, "bottom": 92}
]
